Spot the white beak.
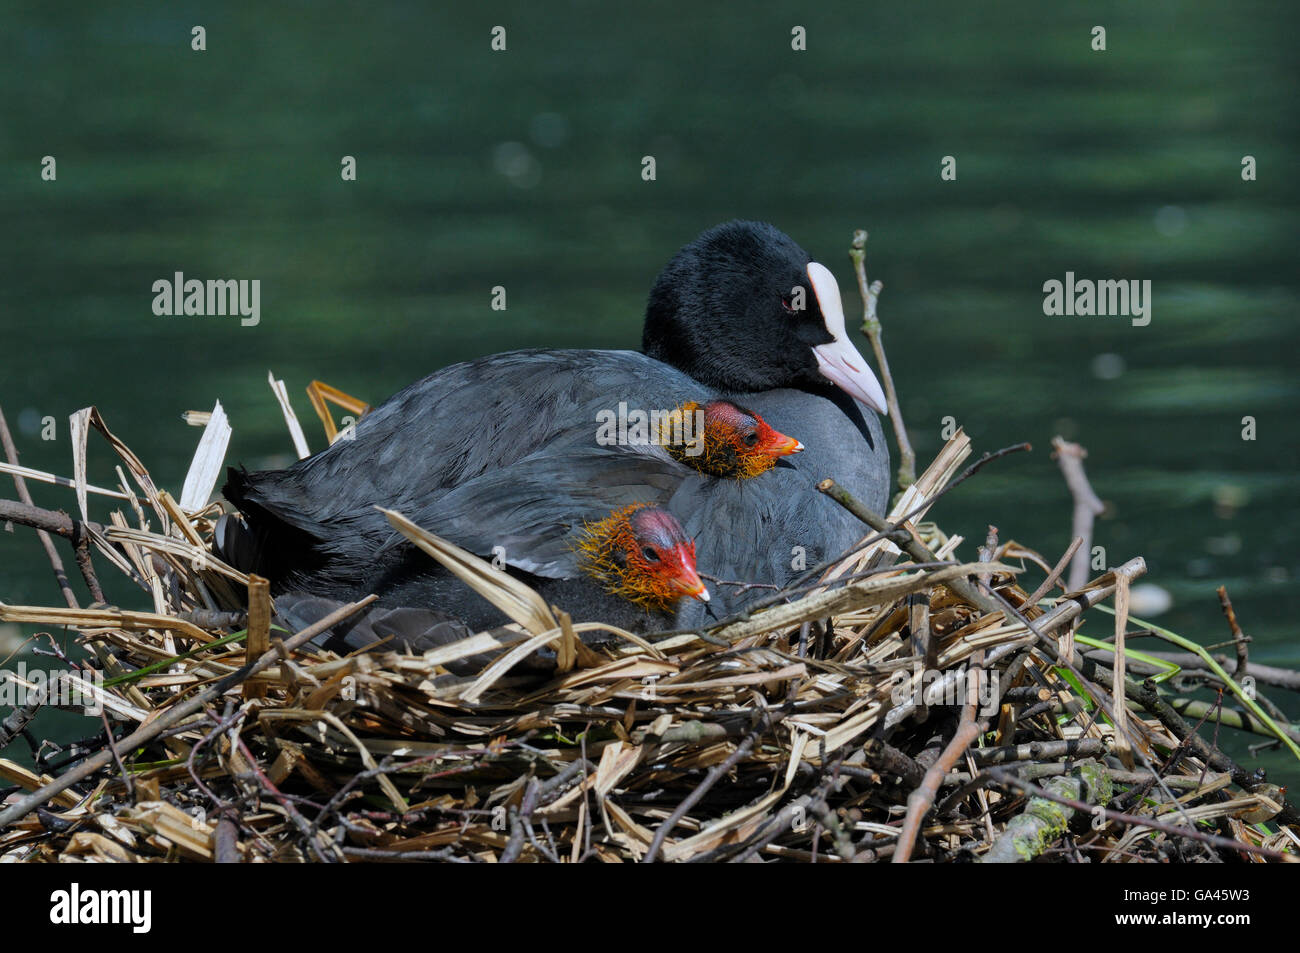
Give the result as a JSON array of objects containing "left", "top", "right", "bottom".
[{"left": 806, "top": 261, "right": 889, "bottom": 416}]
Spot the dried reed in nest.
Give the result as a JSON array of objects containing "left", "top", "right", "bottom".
[{"left": 1, "top": 396, "right": 1297, "bottom": 865}]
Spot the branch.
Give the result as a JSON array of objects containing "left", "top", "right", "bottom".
[
  {"left": 0, "top": 498, "right": 106, "bottom": 602},
  {"left": 0, "top": 406, "right": 79, "bottom": 609},
  {"left": 1051, "top": 437, "right": 1104, "bottom": 592},
  {"left": 894, "top": 715, "right": 985, "bottom": 862},
  {"left": 979, "top": 763, "right": 1112, "bottom": 863},
  {"left": 895, "top": 648, "right": 988, "bottom": 863},
  {"left": 849, "top": 228, "right": 914, "bottom": 490},
  {"left": 817, "top": 478, "right": 1010, "bottom": 616},
  {"left": 1216, "top": 585, "right": 1250, "bottom": 684},
  {"left": 1106, "top": 650, "right": 1300, "bottom": 693}
]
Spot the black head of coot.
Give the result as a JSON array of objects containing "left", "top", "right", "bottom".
[{"left": 641, "top": 220, "right": 888, "bottom": 414}]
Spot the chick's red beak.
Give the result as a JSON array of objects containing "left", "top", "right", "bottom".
[
  {"left": 664, "top": 541, "right": 709, "bottom": 602},
  {"left": 758, "top": 425, "right": 803, "bottom": 458}
]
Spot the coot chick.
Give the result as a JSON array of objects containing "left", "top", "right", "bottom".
[
  {"left": 278, "top": 502, "right": 707, "bottom": 660},
  {"left": 665, "top": 399, "right": 802, "bottom": 478}
]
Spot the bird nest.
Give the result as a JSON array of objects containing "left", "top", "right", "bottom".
[{"left": 1, "top": 393, "right": 1298, "bottom": 864}]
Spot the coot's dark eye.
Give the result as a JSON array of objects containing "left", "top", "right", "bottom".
[
  {"left": 780, "top": 293, "right": 795, "bottom": 313},
  {"left": 642, "top": 546, "right": 660, "bottom": 562},
  {"left": 743, "top": 432, "right": 759, "bottom": 447}
]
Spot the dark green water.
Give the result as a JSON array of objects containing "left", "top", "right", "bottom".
[{"left": 2, "top": 4, "right": 1297, "bottom": 785}]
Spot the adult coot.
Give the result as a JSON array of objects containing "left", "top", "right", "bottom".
[
  {"left": 222, "top": 397, "right": 800, "bottom": 587},
  {"left": 228, "top": 399, "right": 800, "bottom": 654},
  {"left": 222, "top": 221, "right": 891, "bottom": 618}
]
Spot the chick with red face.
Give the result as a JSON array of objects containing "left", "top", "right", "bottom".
[
  {"left": 273, "top": 503, "right": 706, "bottom": 664},
  {"left": 665, "top": 399, "right": 802, "bottom": 479},
  {"left": 574, "top": 503, "right": 708, "bottom": 609}
]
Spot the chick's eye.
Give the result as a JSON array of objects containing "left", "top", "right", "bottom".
[
  {"left": 641, "top": 546, "right": 660, "bottom": 563},
  {"left": 743, "top": 432, "right": 759, "bottom": 447}
]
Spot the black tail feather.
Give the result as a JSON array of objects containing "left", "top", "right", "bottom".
[{"left": 219, "top": 466, "right": 328, "bottom": 584}]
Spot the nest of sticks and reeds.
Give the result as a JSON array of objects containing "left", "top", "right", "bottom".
[{"left": 2, "top": 236, "right": 1298, "bottom": 864}]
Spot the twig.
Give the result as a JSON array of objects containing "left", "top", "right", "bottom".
[
  {"left": 1216, "top": 586, "right": 1249, "bottom": 685},
  {"left": 1164, "top": 697, "right": 1300, "bottom": 743},
  {"left": 861, "top": 739, "right": 926, "bottom": 788},
  {"left": 725, "top": 772, "right": 847, "bottom": 863},
  {"left": 1126, "top": 677, "right": 1300, "bottom": 827},
  {"left": 1065, "top": 631, "right": 1300, "bottom": 828},
  {"left": 818, "top": 478, "right": 1015, "bottom": 617},
  {"left": 894, "top": 650, "right": 987, "bottom": 863},
  {"left": 0, "top": 682, "right": 46, "bottom": 752},
  {"left": 341, "top": 846, "right": 470, "bottom": 862},
  {"left": 214, "top": 816, "right": 241, "bottom": 864},
  {"left": 1051, "top": 438, "right": 1104, "bottom": 592},
  {"left": 98, "top": 706, "right": 133, "bottom": 801},
  {"left": 699, "top": 573, "right": 780, "bottom": 594},
  {"left": 969, "top": 574, "right": 1223, "bottom": 842},
  {"left": 979, "top": 763, "right": 1112, "bottom": 863},
  {"left": 971, "top": 738, "right": 1105, "bottom": 766},
  {"left": 1109, "top": 563, "right": 1140, "bottom": 770},
  {"left": 501, "top": 784, "right": 534, "bottom": 864},
  {"left": 814, "top": 442, "right": 1032, "bottom": 586},
  {"left": 643, "top": 711, "right": 770, "bottom": 863},
  {"left": 849, "top": 228, "right": 914, "bottom": 489},
  {"left": 1112, "top": 651, "right": 1300, "bottom": 693},
  {"left": 0, "top": 498, "right": 106, "bottom": 602},
  {"left": 0, "top": 406, "right": 79, "bottom": 609},
  {"left": 244, "top": 575, "right": 271, "bottom": 700},
  {"left": 186, "top": 702, "right": 251, "bottom": 825},
  {"left": 1025, "top": 537, "right": 1083, "bottom": 606}
]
